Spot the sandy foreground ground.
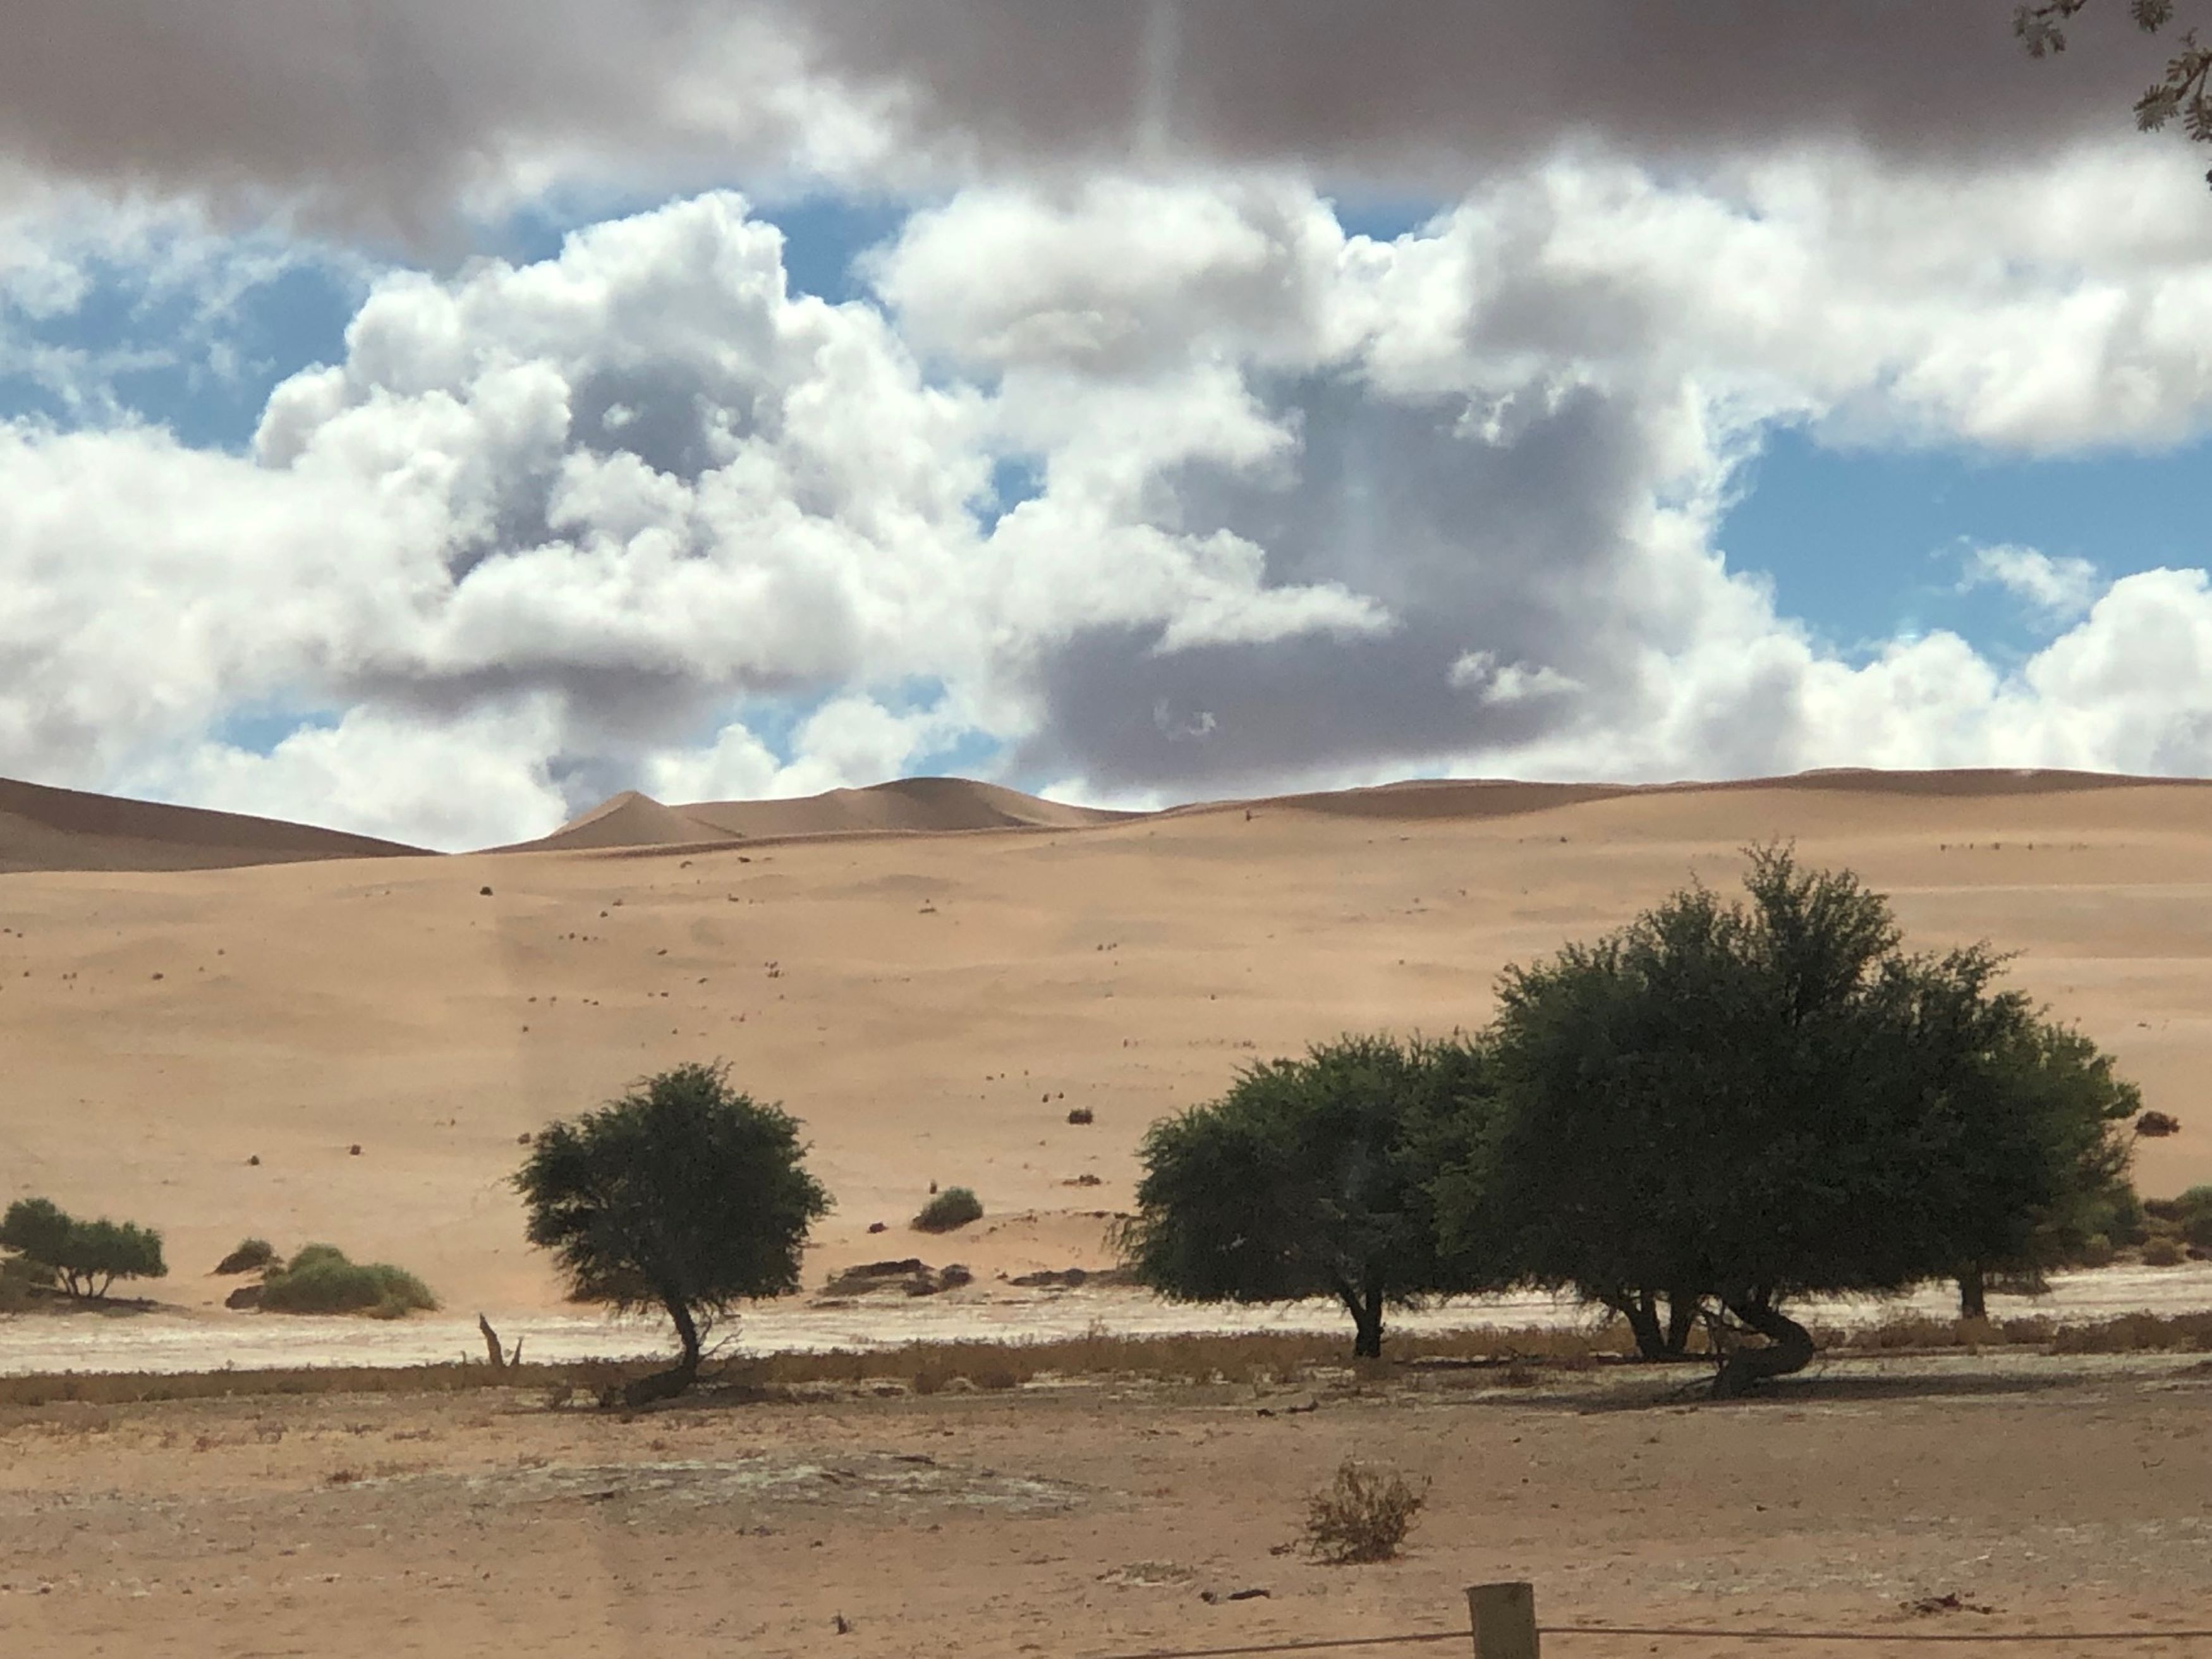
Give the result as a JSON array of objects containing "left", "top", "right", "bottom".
[
  {"left": 3, "top": 770, "right": 2211, "bottom": 1327},
  {"left": 3, "top": 1352, "right": 2210, "bottom": 1658}
]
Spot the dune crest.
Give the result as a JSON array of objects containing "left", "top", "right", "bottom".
[
  {"left": 0, "top": 775, "right": 427, "bottom": 874},
  {"left": 8, "top": 767, "right": 2206, "bottom": 872},
  {"left": 506, "top": 776, "right": 1133, "bottom": 853}
]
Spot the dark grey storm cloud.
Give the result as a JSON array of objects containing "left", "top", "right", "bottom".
[
  {"left": 794, "top": 1, "right": 2170, "bottom": 181},
  {"left": 1017, "top": 377, "right": 1695, "bottom": 792},
  {"left": 0, "top": 0, "right": 728, "bottom": 230},
  {"left": 0, "top": 2, "right": 2177, "bottom": 220}
]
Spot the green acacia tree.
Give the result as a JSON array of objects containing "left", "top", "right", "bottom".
[
  {"left": 514, "top": 1062, "right": 832, "bottom": 1406},
  {"left": 1440, "top": 849, "right": 2141, "bottom": 1394},
  {"left": 0, "top": 1198, "right": 167, "bottom": 1301},
  {"left": 1120, "top": 1034, "right": 1496, "bottom": 1359},
  {"left": 1907, "top": 981, "right": 2141, "bottom": 1318}
]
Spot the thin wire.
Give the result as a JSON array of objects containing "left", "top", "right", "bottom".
[
  {"left": 1550, "top": 1627, "right": 2212, "bottom": 1645},
  {"left": 1081, "top": 1623, "right": 2212, "bottom": 1659},
  {"left": 1083, "top": 1632, "right": 1464, "bottom": 1659}
]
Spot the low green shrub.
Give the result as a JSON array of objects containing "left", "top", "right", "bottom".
[
  {"left": 912, "top": 1186, "right": 984, "bottom": 1233},
  {"left": 214, "top": 1237, "right": 276, "bottom": 1276},
  {"left": 0, "top": 1253, "right": 52, "bottom": 1311},
  {"left": 2174, "top": 1186, "right": 2212, "bottom": 1249},
  {"left": 2142, "top": 1235, "right": 2187, "bottom": 1267},
  {"left": 258, "top": 1244, "right": 437, "bottom": 1319}
]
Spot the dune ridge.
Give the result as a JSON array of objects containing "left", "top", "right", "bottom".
[
  {"left": 8, "top": 765, "right": 2209, "bottom": 875},
  {"left": 533, "top": 767, "right": 2212, "bottom": 856},
  {"left": 0, "top": 775, "right": 427, "bottom": 875}
]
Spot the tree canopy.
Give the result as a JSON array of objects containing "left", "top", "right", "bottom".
[
  {"left": 1119, "top": 1034, "right": 1496, "bottom": 1358},
  {"left": 514, "top": 1061, "right": 832, "bottom": 1404},
  {"left": 1437, "top": 848, "right": 2139, "bottom": 1392},
  {"left": 0, "top": 1198, "right": 167, "bottom": 1301}
]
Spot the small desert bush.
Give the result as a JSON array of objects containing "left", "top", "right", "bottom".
[
  {"left": 1301, "top": 1458, "right": 1428, "bottom": 1564},
  {"left": 2141, "top": 1236, "right": 2187, "bottom": 1267},
  {"left": 0, "top": 1253, "right": 51, "bottom": 1312},
  {"left": 912, "top": 1186, "right": 984, "bottom": 1233},
  {"left": 2174, "top": 1186, "right": 2212, "bottom": 1249},
  {"left": 2075, "top": 1233, "right": 2117, "bottom": 1268},
  {"left": 214, "top": 1237, "right": 276, "bottom": 1276},
  {"left": 257, "top": 1244, "right": 437, "bottom": 1319}
]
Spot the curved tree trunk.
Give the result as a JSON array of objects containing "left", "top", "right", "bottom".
[
  {"left": 611, "top": 1297, "right": 703, "bottom": 1409},
  {"left": 1339, "top": 1282, "right": 1386, "bottom": 1359},
  {"left": 1711, "top": 1291, "right": 1815, "bottom": 1398}
]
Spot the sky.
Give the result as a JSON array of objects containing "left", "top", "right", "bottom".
[{"left": 5, "top": 1, "right": 2212, "bottom": 850}]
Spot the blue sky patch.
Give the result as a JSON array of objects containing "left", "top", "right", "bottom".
[{"left": 1718, "top": 424, "right": 2212, "bottom": 659}]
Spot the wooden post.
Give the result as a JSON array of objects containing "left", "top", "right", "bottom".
[{"left": 1467, "top": 1581, "right": 1538, "bottom": 1659}]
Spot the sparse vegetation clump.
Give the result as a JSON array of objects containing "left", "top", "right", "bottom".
[
  {"left": 2158, "top": 1185, "right": 2212, "bottom": 1248},
  {"left": 214, "top": 1237, "right": 276, "bottom": 1276},
  {"left": 0, "top": 1253, "right": 50, "bottom": 1311},
  {"left": 1301, "top": 1458, "right": 1428, "bottom": 1564},
  {"left": 258, "top": 1244, "right": 437, "bottom": 1319},
  {"left": 912, "top": 1186, "right": 984, "bottom": 1233},
  {"left": 0, "top": 1198, "right": 167, "bottom": 1300}
]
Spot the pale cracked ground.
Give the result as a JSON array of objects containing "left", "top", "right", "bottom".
[{"left": 3, "top": 1354, "right": 2210, "bottom": 1659}]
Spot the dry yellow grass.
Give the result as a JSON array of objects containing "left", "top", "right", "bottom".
[{"left": 9, "top": 1307, "right": 2212, "bottom": 1411}]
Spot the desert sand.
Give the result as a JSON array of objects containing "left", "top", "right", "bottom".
[
  {"left": 4, "top": 1354, "right": 2211, "bottom": 1658},
  {"left": 1, "top": 767, "right": 2209, "bottom": 1336}
]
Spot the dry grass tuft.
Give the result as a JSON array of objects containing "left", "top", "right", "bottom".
[
  {"left": 1301, "top": 1458, "right": 1428, "bottom": 1564},
  {"left": 2048, "top": 1310, "right": 2212, "bottom": 1353}
]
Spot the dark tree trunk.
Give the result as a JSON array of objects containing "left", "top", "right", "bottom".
[
  {"left": 1711, "top": 1291, "right": 1816, "bottom": 1398},
  {"left": 1663, "top": 1289, "right": 1701, "bottom": 1357},
  {"left": 1340, "top": 1284, "right": 1386, "bottom": 1359},
  {"left": 1609, "top": 1289, "right": 1701, "bottom": 1360},
  {"left": 611, "top": 1296, "right": 703, "bottom": 1409},
  {"left": 1610, "top": 1291, "right": 1668, "bottom": 1361},
  {"left": 1957, "top": 1263, "right": 1987, "bottom": 1322}
]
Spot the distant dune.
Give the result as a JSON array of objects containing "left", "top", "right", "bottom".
[
  {"left": 11, "top": 766, "right": 2180, "bottom": 875},
  {"left": 502, "top": 776, "right": 1134, "bottom": 853},
  {"left": 1229, "top": 768, "right": 2192, "bottom": 823},
  {"left": 514, "top": 767, "right": 2207, "bottom": 858},
  {"left": 0, "top": 775, "right": 427, "bottom": 874}
]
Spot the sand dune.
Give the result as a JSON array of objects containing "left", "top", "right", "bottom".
[
  {"left": 507, "top": 776, "right": 1133, "bottom": 853},
  {"left": 0, "top": 774, "right": 425, "bottom": 874},
  {"left": 1, "top": 766, "right": 2209, "bottom": 1332}
]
